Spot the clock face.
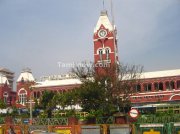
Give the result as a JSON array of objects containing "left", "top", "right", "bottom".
[{"left": 98, "top": 29, "right": 107, "bottom": 38}]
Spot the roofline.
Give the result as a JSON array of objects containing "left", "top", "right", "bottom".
[
  {"left": 0, "top": 67, "right": 14, "bottom": 74},
  {"left": 32, "top": 83, "right": 81, "bottom": 88}
]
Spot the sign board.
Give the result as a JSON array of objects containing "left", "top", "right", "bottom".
[
  {"left": 143, "top": 129, "right": 160, "bottom": 134},
  {"left": 53, "top": 126, "right": 72, "bottom": 134},
  {"left": 129, "top": 109, "right": 139, "bottom": 118},
  {"left": 23, "top": 119, "right": 29, "bottom": 124}
]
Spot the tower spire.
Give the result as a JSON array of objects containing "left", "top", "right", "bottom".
[
  {"left": 103, "top": 0, "right": 105, "bottom": 10},
  {"left": 93, "top": 2, "right": 119, "bottom": 78},
  {"left": 110, "top": 0, "right": 115, "bottom": 28},
  {"left": 110, "top": 0, "right": 118, "bottom": 61}
]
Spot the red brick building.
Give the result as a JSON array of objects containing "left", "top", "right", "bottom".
[
  {"left": 130, "top": 69, "right": 180, "bottom": 105},
  {"left": 0, "top": 69, "right": 16, "bottom": 106},
  {"left": 94, "top": 10, "right": 119, "bottom": 78},
  {"left": 15, "top": 10, "right": 180, "bottom": 108},
  {"left": 16, "top": 69, "right": 81, "bottom": 108},
  {"left": 16, "top": 68, "right": 36, "bottom": 108},
  {"left": 92, "top": 10, "right": 180, "bottom": 105}
]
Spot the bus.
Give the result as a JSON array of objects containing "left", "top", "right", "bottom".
[{"left": 132, "top": 103, "right": 180, "bottom": 114}]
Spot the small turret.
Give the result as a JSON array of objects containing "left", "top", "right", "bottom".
[
  {"left": 94, "top": 10, "right": 113, "bottom": 33},
  {"left": 17, "top": 68, "right": 35, "bottom": 83},
  {"left": 0, "top": 74, "right": 9, "bottom": 85},
  {"left": 16, "top": 68, "right": 35, "bottom": 108}
]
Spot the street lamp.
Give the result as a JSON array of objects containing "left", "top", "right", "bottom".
[
  {"left": 29, "top": 87, "right": 34, "bottom": 125},
  {"left": 30, "top": 92, "right": 32, "bottom": 125}
]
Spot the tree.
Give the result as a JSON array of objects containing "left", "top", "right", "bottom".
[
  {"left": 0, "top": 99, "right": 6, "bottom": 109},
  {"left": 72, "top": 61, "right": 95, "bottom": 80},
  {"left": 39, "top": 90, "right": 56, "bottom": 118},
  {"left": 113, "top": 64, "right": 143, "bottom": 113},
  {"left": 53, "top": 91, "right": 76, "bottom": 111},
  {"left": 71, "top": 61, "right": 143, "bottom": 115}
]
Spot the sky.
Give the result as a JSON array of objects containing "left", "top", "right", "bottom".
[{"left": 0, "top": 0, "right": 180, "bottom": 81}]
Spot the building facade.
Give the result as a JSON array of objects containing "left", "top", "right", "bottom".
[
  {"left": 93, "top": 10, "right": 119, "bottom": 78},
  {"left": 16, "top": 69, "right": 81, "bottom": 108},
  {"left": 0, "top": 68, "right": 16, "bottom": 106},
  {"left": 92, "top": 10, "right": 180, "bottom": 105},
  {"left": 15, "top": 10, "right": 180, "bottom": 109},
  {"left": 16, "top": 68, "right": 35, "bottom": 108},
  {"left": 131, "top": 70, "right": 180, "bottom": 105},
  {"left": 0, "top": 67, "right": 14, "bottom": 89},
  {"left": 93, "top": 10, "right": 119, "bottom": 66}
]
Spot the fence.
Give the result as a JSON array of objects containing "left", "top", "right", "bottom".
[
  {"left": 1, "top": 116, "right": 180, "bottom": 134},
  {"left": 0, "top": 123, "right": 180, "bottom": 134},
  {"left": 0, "top": 124, "right": 131, "bottom": 134}
]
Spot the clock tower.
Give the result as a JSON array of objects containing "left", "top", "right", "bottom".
[{"left": 93, "top": 10, "right": 119, "bottom": 77}]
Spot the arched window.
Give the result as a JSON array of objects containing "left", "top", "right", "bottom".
[
  {"left": 19, "top": 93, "right": 27, "bottom": 105},
  {"left": 170, "top": 81, "right": 175, "bottom": 89},
  {"left": 3, "top": 92, "right": 8, "bottom": 104},
  {"left": 134, "top": 84, "right": 141, "bottom": 92},
  {"left": 177, "top": 80, "right": 180, "bottom": 89},
  {"left": 99, "top": 49, "right": 103, "bottom": 61},
  {"left": 154, "top": 82, "right": 163, "bottom": 91},
  {"left": 166, "top": 81, "right": 175, "bottom": 90},
  {"left": 105, "top": 48, "right": 110, "bottom": 60},
  {"left": 34, "top": 92, "right": 37, "bottom": 98},
  {"left": 144, "top": 83, "right": 152, "bottom": 92},
  {"left": 37, "top": 92, "right": 40, "bottom": 98},
  {"left": 18, "top": 89, "right": 27, "bottom": 105}
]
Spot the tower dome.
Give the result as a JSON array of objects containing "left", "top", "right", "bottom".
[
  {"left": 0, "top": 74, "right": 9, "bottom": 85},
  {"left": 94, "top": 10, "right": 113, "bottom": 33},
  {"left": 17, "top": 68, "right": 35, "bottom": 82}
]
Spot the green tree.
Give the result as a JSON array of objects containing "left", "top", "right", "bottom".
[
  {"left": 72, "top": 62, "right": 143, "bottom": 115},
  {"left": 113, "top": 64, "right": 143, "bottom": 113},
  {"left": 77, "top": 81, "right": 116, "bottom": 116},
  {"left": 39, "top": 90, "right": 55, "bottom": 118},
  {"left": 0, "top": 99, "right": 6, "bottom": 109},
  {"left": 34, "top": 99, "right": 40, "bottom": 109},
  {"left": 53, "top": 90, "right": 79, "bottom": 111}
]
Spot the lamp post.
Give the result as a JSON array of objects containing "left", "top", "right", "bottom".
[
  {"left": 30, "top": 91, "right": 32, "bottom": 125},
  {"left": 29, "top": 87, "right": 34, "bottom": 125}
]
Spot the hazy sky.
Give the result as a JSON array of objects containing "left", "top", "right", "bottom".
[{"left": 0, "top": 0, "right": 180, "bottom": 81}]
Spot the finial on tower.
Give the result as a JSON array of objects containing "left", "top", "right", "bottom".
[
  {"left": 101, "top": 10, "right": 108, "bottom": 16},
  {"left": 110, "top": 0, "right": 115, "bottom": 26},
  {"left": 22, "top": 67, "right": 32, "bottom": 73},
  {"left": 103, "top": 0, "right": 105, "bottom": 10}
]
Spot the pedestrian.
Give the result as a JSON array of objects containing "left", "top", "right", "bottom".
[{"left": 8, "top": 126, "right": 16, "bottom": 134}]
